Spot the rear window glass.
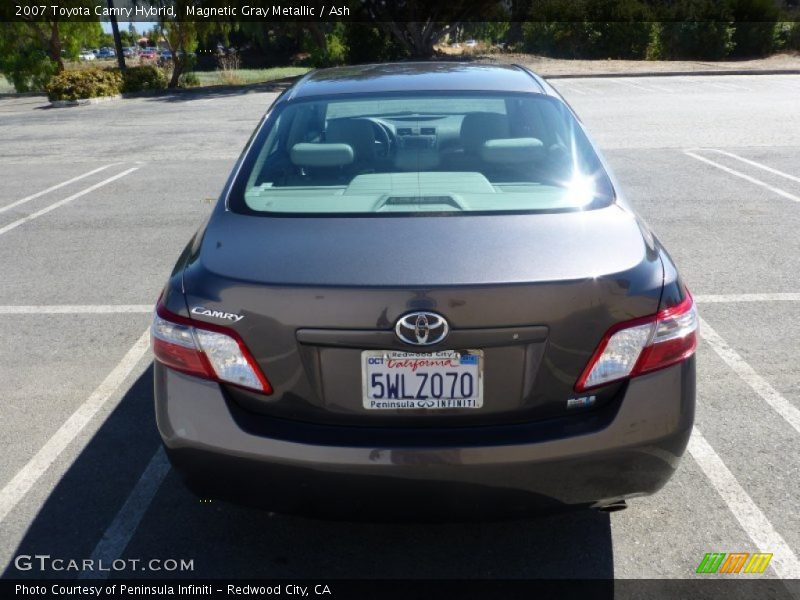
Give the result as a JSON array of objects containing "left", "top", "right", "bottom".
[{"left": 231, "top": 92, "right": 614, "bottom": 216}]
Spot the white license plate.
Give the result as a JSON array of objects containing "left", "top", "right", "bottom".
[{"left": 361, "top": 350, "right": 483, "bottom": 410}]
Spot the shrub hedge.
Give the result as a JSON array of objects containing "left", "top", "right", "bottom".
[
  {"left": 120, "top": 65, "right": 167, "bottom": 93},
  {"left": 520, "top": 0, "right": 800, "bottom": 60},
  {"left": 45, "top": 65, "right": 170, "bottom": 101},
  {"left": 344, "top": 23, "right": 408, "bottom": 64},
  {"left": 45, "top": 68, "right": 122, "bottom": 101},
  {"left": 783, "top": 21, "right": 800, "bottom": 50}
]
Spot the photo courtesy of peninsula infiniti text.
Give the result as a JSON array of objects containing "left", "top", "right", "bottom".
[{"left": 152, "top": 62, "right": 697, "bottom": 518}]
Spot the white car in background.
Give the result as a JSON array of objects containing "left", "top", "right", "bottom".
[{"left": 79, "top": 51, "right": 96, "bottom": 61}]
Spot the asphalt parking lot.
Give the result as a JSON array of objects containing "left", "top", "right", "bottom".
[{"left": 0, "top": 74, "right": 799, "bottom": 582}]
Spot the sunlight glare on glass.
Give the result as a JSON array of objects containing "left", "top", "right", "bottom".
[{"left": 566, "top": 173, "right": 596, "bottom": 207}]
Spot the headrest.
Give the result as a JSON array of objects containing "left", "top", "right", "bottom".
[
  {"left": 480, "top": 138, "right": 545, "bottom": 164},
  {"left": 325, "top": 119, "right": 376, "bottom": 161},
  {"left": 460, "top": 112, "right": 510, "bottom": 152},
  {"left": 290, "top": 143, "right": 354, "bottom": 168}
]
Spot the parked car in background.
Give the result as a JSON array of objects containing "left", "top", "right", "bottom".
[
  {"left": 152, "top": 62, "right": 697, "bottom": 519},
  {"left": 465, "top": 39, "right": 478, "bottom": 47},
  {"left": 158, "top": 50, "right": 173, "bottom": 65},
  {"left": 139, "top": 48, "right": 157, "bottom": 60},
  {"left": 123, "top": 47, "right": 137, "bottom": 58},
  {"left": 98, "top": 48, "right": 116, "bottom": 59},
  {"left": 79, "top": 51, "right": 95, "bottom": 61}
]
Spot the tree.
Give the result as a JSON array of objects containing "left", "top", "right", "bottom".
[
  {"left": 106, "top": 0, "right": 127, "bottom": 70},
  {"left": 360, "top": 0, "right": 505, "bottom": 57},
  {"left": 0, "top": 4, "right": 102, "bottom": 92},
  {"left": 149, "top": 1, "right": 225, "bottom": 87},
  {"left": 0, "top": 22, "right": 59, "bottom": 92}
]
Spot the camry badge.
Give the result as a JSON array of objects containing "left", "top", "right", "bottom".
[
  {"left": 191, "top": 306, "right": 244, "bottom": 323},
  {"left": 395, "top": 312, "right": 449, "bottom": 346}
]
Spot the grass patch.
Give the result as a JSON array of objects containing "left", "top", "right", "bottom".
[{"left": 193, "top": 67, "right": 309, "bottom": 87}]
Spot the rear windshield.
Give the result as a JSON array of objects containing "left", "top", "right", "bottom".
[{"left": 230, "top": 92, "right": 614, "bottom": 216}]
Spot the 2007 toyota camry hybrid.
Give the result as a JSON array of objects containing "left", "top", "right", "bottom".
[{"left": 152, "top": 63, "right": 697, "bottom": 518}]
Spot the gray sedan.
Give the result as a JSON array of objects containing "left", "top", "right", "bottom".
[{"left": 152, "top": 62, "right": 697, "bottom": 518}]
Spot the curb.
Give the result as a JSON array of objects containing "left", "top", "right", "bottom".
[
  {"left": 0, "top": 91, "right": 46, "bottom": 99},
  {"left": 544, "top": 68, "right": 800, "bottom": 79},
  {"left": 4, "top": 69, "right": 795, "bottom": 101},
  {"left": 2, "top": 76, "right": 300, "bottom": 103},
  {"left": 50, "top": 95, "right": 122, "bottom": 108},
  {"left": 149, "top": 76, "right": 300, "bottom": 96},
  {"left": 45, "top": 77, "right": 298, "bottom": 105}
]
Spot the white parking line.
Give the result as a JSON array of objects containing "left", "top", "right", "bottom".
[
  {"left": 0, "top": 305, "right": 152, "bottom": 314},
  {"left": 695, "top": 293, "right": 800, "bottom": 303},
  {"left": 624, "top": 79, "right": 672, "bottom": 93},
  {"left": 0, "top": 330, "right": 150, "bottom": 525},
  {"left": 699, "top": 317, "right": 800, "bottom": 436},
  {"left": 699, "top": 81, "right": 736, "bottom": 91},
  {"left": 79, "top": 447, "right": 171, "bottom": 581},
  {"left": 684, "top": 151, "right": 800, "bottom": 203},
  {"left": 608, "top": 79, "right": 652, "bottom": 91},
  {"left": 688, "top": 429, "right": 800, "bottom": 579},
  {"left": 0, "top": 163, "right": 121, "bottom": 214},
  {"left": 0, "top": 167, "right": 140, "bottom": 237},
  {"left": 706, "top": 149, "right": 800, "bottom": 184},
  {"left": 725, "top": 82, "right": 752, "bottom": 91},
  {"left": 708, "top": 81, "right": 743, "bottom": 91}
]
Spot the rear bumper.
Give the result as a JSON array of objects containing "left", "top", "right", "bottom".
[{"left": 155, "top": 359, "right": 695, "bottom": 518}]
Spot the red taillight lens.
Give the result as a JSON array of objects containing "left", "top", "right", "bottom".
[
  {"left": 575, "top": 291, "right": 697, "bottom": 392},
  {"left": 151, "top": 302, "right": 272, "bottom": 394},
  {"left": 152, "top": 335, "right": 213, "bottom": 377}
]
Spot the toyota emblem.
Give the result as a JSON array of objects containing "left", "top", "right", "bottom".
[{"left": 395, "top": 312, "right": 449, "bottom": 346}]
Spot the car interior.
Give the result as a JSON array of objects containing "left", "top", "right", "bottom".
[{"left": 242, "top": 95, "right": 612, "bottom": 213}]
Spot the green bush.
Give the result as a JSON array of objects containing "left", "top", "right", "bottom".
[
  {"left": 649, "top": 21, "right": 735, "bottom": 59},
  {"left": 324, "top": 29, "right": 348, "bottom": 66},
  {"left": 787, "top": 21, "right": 800, "bottom": 51},
  {"left": 344, "top": 23, "right": 408, "bottom": 64},
  {"left": 45, "top": 68, "right": 122, "bottom": 101},
  {"left": 584, "top": 0, "right": 654, "bottom": 58},
  {"left": 120, "top": 65, "right": 167, "bottom": 94},
  {"left": 646, "top": 0, "right": 736, "bottom": 60},
  {"left": 307, "top": 24, "right": 348, "bottom": 67},
  {"left": 521, "top": 0, "right": 653, "bottom": 59},
  {"left": 461, "top": 22, "right": 512, "bottom": 45},
  {"left": 179, "top": 71, "right": 201, "bottom": 88},
  {"left": 773, "top": 21, "right": 800, "bottom": 52},
  {"left": 0, "top": 47, "right": 57, "bottom": 93},
  {"left": 522, "top": 22, "right": 594, "bottom": 58},
  {"left": 729, "top": 0, "right": 780, "bottom": 57},
  {"left": 645, "top": 23, "right": 665, "bottom": 60},
  {"left": 521, "top": 0, "right": 590, "bottom": 57}
]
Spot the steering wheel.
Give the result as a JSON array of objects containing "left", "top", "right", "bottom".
[{"left": 371, "top": 120, "right": 394, "bottom": 158}]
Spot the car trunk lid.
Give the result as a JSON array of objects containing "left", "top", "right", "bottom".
[{"left": 180, "top": 205, "right": 663, "bottom": 426}]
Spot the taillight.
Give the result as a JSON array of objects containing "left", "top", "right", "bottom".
[
  {"left": 575, "top": 291, "right": 697, "bottom": 392},
  {"left": 151, "top": 302, "right": 272, "bottom": 394}
]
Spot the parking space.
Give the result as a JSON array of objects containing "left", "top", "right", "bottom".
[
  {"left": 698, "top": 302, "right": 800, "bottom": 403},
  {"left": 0, "top": 75, "right": 798, "bottom": 581}
]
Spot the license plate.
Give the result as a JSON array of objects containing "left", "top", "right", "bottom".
[{"left": 361, "top": 350, "right": 483, "bottom": 410}]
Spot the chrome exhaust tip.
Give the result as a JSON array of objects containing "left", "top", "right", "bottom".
[{"left": 594, "top": 500, "right": 628, "bottom": 513}]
